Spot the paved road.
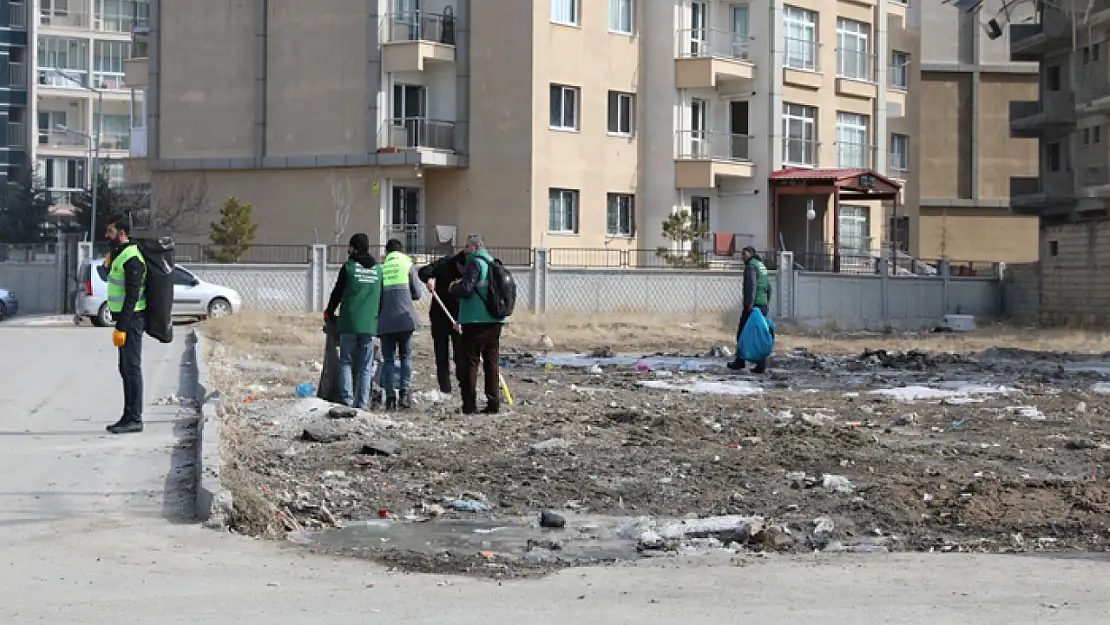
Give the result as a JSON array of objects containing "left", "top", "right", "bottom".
[{"left": 1, "top": 326, "right": 1108, "bottom": 624}]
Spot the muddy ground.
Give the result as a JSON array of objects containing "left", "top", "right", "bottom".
[{"left": 204, "top": 315, "right": 1110, "bottom": 577}]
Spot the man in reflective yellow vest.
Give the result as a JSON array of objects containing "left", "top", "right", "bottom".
[
  {"left": 377, "top": 238, "right": 422, "bottom": 409},
  {"left": 104, "top": 213, "right": 147, "bottom": 434}
]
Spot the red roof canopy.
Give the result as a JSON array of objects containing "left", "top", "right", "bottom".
[{"left": 770, "top": 167, "right": 902, "bottom": 193}]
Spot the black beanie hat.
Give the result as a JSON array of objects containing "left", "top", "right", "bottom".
[{"left": 349, "top": 233, "right": 370, "bottom": 254}]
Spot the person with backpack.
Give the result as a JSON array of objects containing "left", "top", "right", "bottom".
[
  {"left": 449, "top": 234, "right": 510, "bottom": 414},
  {"left": 728, "top": 246, "right": 772, "bottom": 374},
  {"left": 104, "top": 213, "right": 147, "bottom": 434},
  {"left": 324, "top": 233, "right": 382, "bottom": 409},
  {"left": 417, "top": 249, "right": 467, "bottom": 396},
  {"left": 376, "top": 238, "right": 422, "bottom": 410}
]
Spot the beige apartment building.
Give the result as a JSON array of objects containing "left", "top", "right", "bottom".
[
  {"left": 124, "top": 0, "right": 920, "bottom": 266},
  {"left": 917, "top": 0, "right": 1040, "bottom": 263}
]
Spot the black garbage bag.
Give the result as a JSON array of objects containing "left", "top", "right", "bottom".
[
  {"left": 138, "top": 235, "right": 175, "bottom": 344},
  {"left": 317, "top": 317, "right": 341, "bottom": 403}
]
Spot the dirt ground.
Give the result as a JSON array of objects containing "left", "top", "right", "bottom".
[{"left": 203, "top": 312, "right": 1110, "bottom": 577}]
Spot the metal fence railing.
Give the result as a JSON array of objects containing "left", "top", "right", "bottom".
[{"left": 380, "top": 11, "right": 457, "bottom": 46}]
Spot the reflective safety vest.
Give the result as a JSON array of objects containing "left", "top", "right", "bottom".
[
  {"left": 381, "top": 251, "right": 413, "bottom": 288},
  {"left": 108, "top": 244, "right": 147, "bottom": 313}
]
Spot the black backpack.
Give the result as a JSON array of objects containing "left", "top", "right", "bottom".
[
  {"left": 137, "top": 235, "right": 175, "bottom": 344},
  {"left": 475, "top": 256, "right": 516, "bottom": 319}
]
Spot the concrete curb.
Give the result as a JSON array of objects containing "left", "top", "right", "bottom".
[{"left": 191, "top": 329, "right": 233, "bottom": 528}]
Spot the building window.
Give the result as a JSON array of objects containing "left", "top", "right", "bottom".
[
  {"left": 836, "top": 18, "right": 871, "bottom": 81},
  {"left": 1047, "top": 65, "right": 1061, "bottom": 91},
  {"left": 37, "top": 110, "right": 67, "bottom": 144},
  {"left": 609, "top": 0, "right": 633, "bottom": 34},
  {"left": 549, "top": 84, "right": 579, "bottom": 130},
  {"left": 1084, "top": 127, "right": 1091, "bottom": 145},
  {"left": 37, "top": 36, "right": 89, "bottom": 87},
  {"left": 1084, "top": 46, "right": 1091, "bottom": 64},
  {"left": 782, "top": 103, "right": 817, "bottom": 166},
  {"left": 1046, "top": 142, "right": 1061, "bottom": 172},
  {"left": 606, "top": 193, "right": 635, "bottom": 237},
  {"left": 890, "top": 51, "right": 909, "bottom": 89},
  {"left": 836, "top": 112, "right": 870, "bottom": 168},
  {"left": 1096, "top": 44, "right": 1102, "bottom": 61},
  {"left": 551, "top": 0, "right": 578, "bottom": 25},
  {"left": 890, "top": 133, "right": 909, "bottom": 172},
  {"left": 1049, "top": 240, "right": 1058, "bottom": 256},
  {"left": 548, "top": 188, "right": 579, "bottom": 234},
  {"left": 783, "top": 6, "right": 818, "bottom": 71},
  {"left": 95, "top": 0, "right": 149, "bottom": 33},
  {"left": 103, "top": 161, "right": 125, "bottom": 187},
  {"left": 1097, "top": 126, "right": 1103, "bottom": 143},
  {"left": 97, "top": 114, "right": 131, "bottom": 150},
  {"left": 93, "top": 40, "right": 132, "bottom": 91},
  {"left": 839, "top": 205, "right": 870, "bottom": 254},
  {"left": 607, "top": 91, "right": 634, "bottom": 135},
  {"left": 38, "top": 156, "right": 88, "bottom": 205}
]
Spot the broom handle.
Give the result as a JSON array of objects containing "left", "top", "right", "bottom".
[{"left": 430, "top": 289, "right": 460, "bottom": 331}]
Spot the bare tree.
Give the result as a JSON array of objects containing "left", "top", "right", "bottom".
[
  {"left": 127, "top": 174, "right": 212, "bottom": 236},
  {"left": 327, "top": 171, "right": 353, "bottom": 244}
]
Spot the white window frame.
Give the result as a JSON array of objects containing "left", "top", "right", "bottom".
[
  {"left": 551, "top": 0, "right": 578, "bottom": 26},
  {"left": 549, "top": 84, "right": 580, "bottom": 131},
  {"left": 608, "top": 0, "right": 633, "bottom": 34},
  {"left": 607, "top": 91, "right": 634, "bottom": 136},
  {"left": 783, "top": 6, "right": 817, "bottom": 71},
  {"left": 890, "top": 51, "right": 909, "bottom": 89},
  {"left": 548, "top": 188, "right": 580, "bottom": 234},
  {"left": 838, "top": 205, "right": 870, "bottom": 254},
  {"left": 890, "top": 133, "right": 909, "bottom": 172},
  {"left": 836, "top": 111, "right": 869, "bottom": 168},
  {"left": 606, "top": 193, "right": 635, "bottom": 237},
  {"left": 836, "top": 18, "right": 871, "bottom": 81},
  {"left": 782, "top": 103, "right": 817, "bottom": 166},
  {"left": 93, "top": 39, "right": 132, "bottom": 90}
]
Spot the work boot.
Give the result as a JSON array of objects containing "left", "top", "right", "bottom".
[
  {"left": 398, "top": 391, "right": 412, "bottom": 410},
  {"left": 481, "top": 404, "right": 500, "bottom": 415},
  {"left": 384, "top": 392, "right": 397, "bottom": 411},
  {"left": 752, "top": 362, "right": 767, "bottom": 375},
  {"left": 726, "top": 358, "right": 746, "bottom": 371},
  {"left": 107, "top": 418, "right": 143, "bottom": 434},
  {"left": 370, "top": 389, "right": 383, "bottom": 410}
]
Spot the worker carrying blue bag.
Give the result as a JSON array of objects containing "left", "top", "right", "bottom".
[{"left": 728, "top": 246, "right": 774, "bottom": 373}]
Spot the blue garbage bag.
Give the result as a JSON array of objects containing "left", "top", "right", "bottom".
[{"left": 738, "top": 307, "right": 775, "bottom": 362}]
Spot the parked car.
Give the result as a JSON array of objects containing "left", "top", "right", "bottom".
[
  {"left": 0, "top": 287, "right": 17, "bottom": 321},
  {"left": 76, "top": 259, "right": 242, "bottom": 327}
]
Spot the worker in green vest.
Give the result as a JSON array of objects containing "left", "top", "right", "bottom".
[
  {"left": 377, "top": 238, "right": 422, "bottom": 410},
  {"left": 104, "top": 213, "right": 147, "bottom": 434},
  {"left": 728, "top": 246, "right": 772, "bottom": 374},
  {"left": 325, "top": 233, "right": 382, "bottom": 409},
  {"left": 449, "top": 234, "right": 508, "bottom": 414}
]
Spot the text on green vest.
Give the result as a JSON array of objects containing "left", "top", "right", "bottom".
[
  {"left": 381, "top": 252, "right": 413, "bottom": 286},
  {"left": 108, "top": 245, "right": 147, "bottom": 313}
]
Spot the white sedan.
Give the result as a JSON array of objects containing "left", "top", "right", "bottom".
[{"left": 76, "top": 260, "right": 242, "bottom": 327}]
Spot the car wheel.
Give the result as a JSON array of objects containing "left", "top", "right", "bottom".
[
  {"left": 207, "top": 297, "right": 232, "bottom": 318},
  {"left": 93, "top": 303, "right": 112, "bottom": 328},
  {"left": 0, "top": 302, "right": 6, "bottom": 322}
]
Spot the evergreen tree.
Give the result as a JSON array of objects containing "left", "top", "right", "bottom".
[
  {"left": 71, "top": 167, "right": 117, "bottom": 242},
  {"left": 0, "top": 160, "right": 51, "bottom": 246},
  {"left": 208, "top": 195, "right": 259, "bottom": 262}
]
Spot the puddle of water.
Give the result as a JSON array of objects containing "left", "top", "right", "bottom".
[
  {"left": 638, "top": 380, "right": 763, "bottom": 396},
  {"left": 293, "top": 515, "right": 641, "bottom": 562}
]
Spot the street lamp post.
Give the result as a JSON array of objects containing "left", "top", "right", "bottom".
[
  {"left": 805, "top": 198, "right": 816, "bottom": 270},
  {"left": 53, "top": 69, "right": 103, "bottom": 246}
]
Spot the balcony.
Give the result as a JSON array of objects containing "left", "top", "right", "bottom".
[
  {"left": 783, "top": 137, "right": 819, "bottom": 168},
  {"left": 835, "top": 142, "right": 876, "bottom": 169},
  {"left": 40, "top": 9, "right": 89, "bottom": 29},
  {"left": 6, "top": 62, "right": 26, "bottom": 88},
  {"left": 380, "top": 11, "right": 457, "bottom": 73},
  {"left": 6, "top": 122, "right": 25, "bottom": 148},
  {"left": 378, "top": 117, "right": 458, "bottom": 167},
  {"left": 93, "top": 72, "right": 128, "bottom": 91},
  {"left": 38, "top": 130, "right": 86, "bottom": 149},
  {"left": 38, "top": 68, "right": 89, "bottom": 90},
  {"left": 95, "top": 2, "right": 149, "bottom": 34},
  {"left": 835, "top": 50, "right": 878, "bottom": 99},
  {"left": 674, "top": 130, "right": 754, "bottom": 188},
  {"left": 9, "top": 1, "right": 26, "bottom": 28},
  {"left": 783, "top": 39, "right": 822, "bottom": 89},
  {"left": 674, "top": 29, "right": 754, "bottom": 89},
  {"left": 130, "top": 126, "right": 147, "bottom": 158},
  {"left": 100, "top": 133, "right": 130, "bottom": 151}
]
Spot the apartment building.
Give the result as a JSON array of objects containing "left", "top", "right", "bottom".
[
  {"left": 128, "top": 0, "right": 919, "bottom": 263},
  {"left": 0, "top": 0, "right": 29, "bottom": 190},
  {"left": 918, "top": 0, "right": 1040, "bottom": 263}
]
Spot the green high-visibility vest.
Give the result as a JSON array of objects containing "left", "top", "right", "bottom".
[
  {"left": 337, "top": 260, "right": 383, "bottom": 336},
  {"left": 750, "top": 258, "right": 770, "bottom": 306},
  {"left": 381, "top": 252, "right": 413, "bottom": 287},
  {"left": 458, "top": 249, "right": 505, "bottom": 325},
  {"left": 107, "top": 245, "right": 146, "bottom": 313}
]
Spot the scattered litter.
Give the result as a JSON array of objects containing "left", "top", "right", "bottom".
[
  {"left": 822, "top": 474, "right": 856, "bottom": 494},
  {"left": 301, "top": 426, "right": 342, "bottom": 443},
  {"left": 1008, "top": 405, "right": 1046, "bottom": 420},
  {"left": 295, "top": 382, "right": 316, "bottom": 397},
  {"left": 813, "top": 516, "right": 835, "bottom": 534},
  {"left": 446, "top": 499, "right": 492, "bottom": 513},
  {"left": 540, "top": 510, "right": 566, "bottom": 528},
  {"left": 360, "top": 440, "right": 399, "bottom": 457}
]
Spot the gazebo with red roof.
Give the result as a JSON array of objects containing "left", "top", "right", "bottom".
[{"left": 769, "top": 168, "right": 902, "bottom": 270}]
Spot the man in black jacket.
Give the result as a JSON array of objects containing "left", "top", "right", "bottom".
[
  {"left": 105, "top": 213, "right": 146, "bottom": 434},
  {"left": 418, "top": 250, "right": 467, "bottom": 395}
]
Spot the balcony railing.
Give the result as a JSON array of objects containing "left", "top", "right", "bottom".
[
  {"left": 379, "top": 118, "right": 456, "bottom": 151},
  {"left": 784, "top": 38, "right": 820, "bottom": 71},
  {"left": 38, "top": 130, "right": 86, "bottom": 148},
  {"left": 92, "top": 72, "right": 127, "bottom": 91},
  {"left": 6, "top": 121, "right": 25, "bottom": 148},
  {"left": 385, "top": 224, "right": 425, "bottom": 253},
  {"left": 9, "top": 2, "right": 26, "bottom": 28},
  {"left": 38, "top": 69, "right": 89, "bottom": 89},
  {"left": 783, "top": 137, "right": 819, "bottom": 166},
  {"left": 836, "top": 49, "right": 877, "bottom": 82},
  {"left": 836, "top": 141, "right": 875, "bottom": 168},
  {"left": 100, "top": 134, "right": 130, "bottom": 150},
  {"left": 675, "top": 130, "right": 752, "bottom": 162},
  {"left": 40, "top": 9, "right": 88, "bottom": 29},
  {"left": 675, "top": 28, "right": 751, "bottom": 61},
  {"left": 381, "top": 11, "right": 457, "bottom": 46},
  {"left": 7, "top": 62, "right": 25, "bottom": 88},
  {"left": 130, "top": 126, "right": 147, "bottom": 157}
]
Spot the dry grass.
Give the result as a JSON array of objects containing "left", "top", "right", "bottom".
[{"left": 202, "top": 311, "right": 1110, "bottom": 357}]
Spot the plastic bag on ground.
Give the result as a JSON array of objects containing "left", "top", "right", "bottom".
[{"left": 738, "top": 307, "right": 775, "bottom": 362}]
